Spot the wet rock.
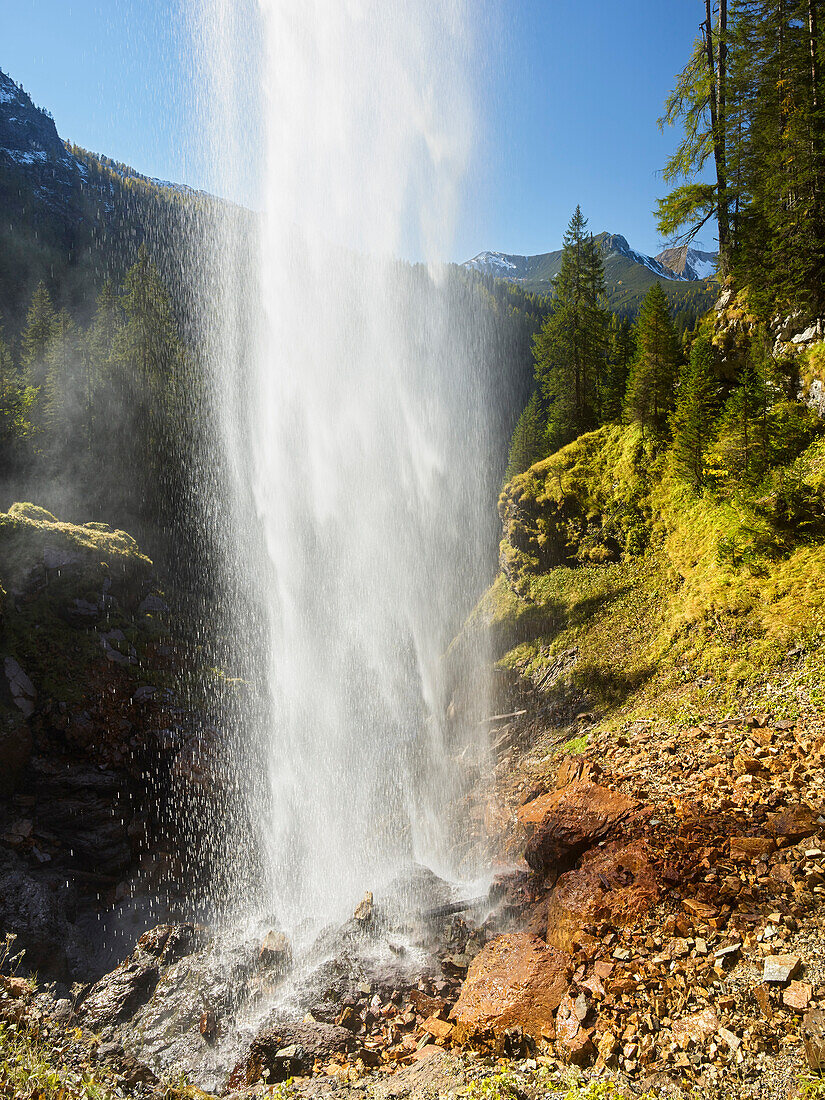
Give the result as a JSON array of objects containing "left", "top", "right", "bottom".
[
  {"left": 545, "top": 838, "right": 659, "bottom": 952},
  {"left": 451, "top": 932, "right": 571, "bottom": 1046},
  {"left": 520, "top": 780, "right": 643, "bottom": 874},
  {"left": 259, "top": 930, "right": 291, "bottom": 970},
  {"left": 30, "top": 759, "right": 133, "bottom": 875},
  {"left": 243, "top": 1021, "right": 356, "bottom": 1084},
  {"left": 4, "top": 657, "right": 36, "bottom": 718},
  {"left": 79, "top": 925, "right": 200, "bottom": 1030},
  {"left": 354, "top": 890, "right": 374, "bottom": 923},
  {"left": 0, "top": 849, "right": 87, "bottom": 980},
  {"left": 199, "top": 1009, "right": 217, "bottom": 1042}
]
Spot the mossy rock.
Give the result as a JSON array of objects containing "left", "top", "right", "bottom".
[
  {"left": 0, "top": 503, "right": 152, "bottom": 600},
  {"left": 498, "top": 425, "right": 654, "bottom": 588}
]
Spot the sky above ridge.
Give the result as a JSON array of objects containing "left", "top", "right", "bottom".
[{"left": 2, "top": 0, "right": 710, "bottom": 260}]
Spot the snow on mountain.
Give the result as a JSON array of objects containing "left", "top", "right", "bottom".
[
  {"left": 655, "top": 244, "right": 718, "bottom": 281},
  {"left": 464, "top": 251, "right": 522, "bottom": 276},
  {"left": 465, "top": 235, "right": 719, "bottom": 286}
]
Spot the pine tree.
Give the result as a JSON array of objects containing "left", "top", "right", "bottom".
[
  {"left": 671, "top": 335, "right": 719, "bottom": 487},
  {"left": 602, "top": 315, "right": 636, "bottom": 422},
  {"left": 111, "top": 246, "right": 185, "bottom": 525},
  {"left": 44, "top": 311, "right": 81, "bottom": 455},
  {"left": 505, "top": 390, "right": 547, "bottom": 480},
  {"left": 533, "top": 207, "right": 610, "bottom": 447},
  {"left": 21, "top": 282, "right": 57, "bottom": 387},
  {"left": 715, "top": 332, "right": 774, "bottom": 486},
  {"left": 625, "top": 284, "right": 681, "bottom": 436}
]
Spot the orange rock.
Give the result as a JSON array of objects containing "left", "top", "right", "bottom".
[
  {"left": 451, "top": 933, "right": 572, "bottom": 1046},
  {"left": 784, "top": 981, "right": 812, "bottom": 1011},
  {"left": 546, "top": 839, "right": 659, "bottom": 953},
  {"left": 423, "top": 1016, "right": 454, "bottom": 1041},
  {"left": 555, "top": 994, "right": 595, "bottom": 1065},
  {"left": 765, "top": 805, "right": 817, "bottom": 841},
  {"left": 519, "top": 781, "right": 643, "bottom": 874},
  {"left": 671, "top": 1006, "right": 719, "bottom": 1049},
  {"left": 729, "top": 836, "right": 776, "bottom": 861}
]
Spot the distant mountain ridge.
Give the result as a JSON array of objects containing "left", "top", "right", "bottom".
[
  {"left": 464, "top": 232, "right": 717, "bottom": 288},
  {"left": 0, "top": 67, "right": 217, "bottom": 331}
]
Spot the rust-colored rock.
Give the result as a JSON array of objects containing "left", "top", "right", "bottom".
[
  {"left": 765, "top": 804, "right": 817, "bottom": 841},
  {"left": 729, "top": 836, "right": 776, "bottom": 861},
  {"left": 546, "top": 839, "right": 659, "bottom": 953},
  {"left": 520, "top": 781, "right": 643, "bottom": 874},
  {"left": 555, "top": 994, "right": 595, "bottom": 1065},
  {"left": 450, "top": 933, "right": 572, "bottom": 1047}
]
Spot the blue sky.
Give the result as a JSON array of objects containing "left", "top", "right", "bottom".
[{"left": 3, "top": 0, "right": 708, "bottom": 260}]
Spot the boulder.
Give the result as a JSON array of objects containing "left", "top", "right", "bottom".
[
  {"left": 78, "top": 925, "right": 201, "bottom": 1030},
  {"left": 765, "top": 805, "right": 817, "bottom": 841},
  {"left": 520, "top": 780, "right": 643, "bottom": 874},
  {"left": 555, "top": 994, "right": 595, "bottom": 1065},
  {"left": 242, "top": 1021, "right": 356, "bottom": 1084},
  {"left": 546, "top": 839, "right": 660, "bottom": 952},
  {"left": 450, "top": 933, "right": 572, "bottom": 1047}
]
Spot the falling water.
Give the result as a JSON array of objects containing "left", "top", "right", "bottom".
[{"left": 191, "top": 0, "right": 496, "bottom": 941}]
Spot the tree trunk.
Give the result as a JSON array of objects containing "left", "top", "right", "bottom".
[{"left": 705, "top": 0, "right": 730, "bottom": 268}]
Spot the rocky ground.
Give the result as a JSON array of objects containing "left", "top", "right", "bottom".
[{"left": 5, "top": 687, "right": 825, "bottom": 1100}]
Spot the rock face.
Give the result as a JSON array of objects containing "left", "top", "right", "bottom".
[
  {"left": 520, "top": 780, "right": 642, "bottom": 875},
  {"left": 78, "top": 925, "right": 202, "bottom": 1031},
  {"left": 450, "top": 933, "right": 571, "bottom": 1046},
  {"left": 242, "top": 1022, "right": 356, "bottom": 1084},
  {"left": 545, "top": 839, "right": 660, "bottom": 952},
  {"left": 0, "top": 504, "right": 218, "bottom": 983}
]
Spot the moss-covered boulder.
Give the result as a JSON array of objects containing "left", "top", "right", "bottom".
[
  {"left": 0, "top": 503, "right": 157, "bottom": 710},
  {"left": 498, "top": 426, "right": 653, "bottom": 590}
]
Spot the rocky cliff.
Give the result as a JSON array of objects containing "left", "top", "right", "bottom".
[{"left": 0, "top": 503, "right": 221, "bottom": 984}]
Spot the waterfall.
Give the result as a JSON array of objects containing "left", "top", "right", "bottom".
[{"left": 191, "top": 0, "right": 495, "bottom": 941}]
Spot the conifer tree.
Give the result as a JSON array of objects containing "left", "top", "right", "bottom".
[
  {"left": 671, "top": 335, "right": 719, "bottom": 487},
  {"left": 505, "top": 390, "right": 547, "bottom": 480},
  {"left": 44, "top": 311, "right": 81, "bottom": 454},
  {"left": 625, "top": 284, "right": 681, "bottom": 436},
  {"left": 715, "top": 333, "right": 774, "bottom": 486},
  {"left": 533, "top": 207, "right": 610, "bottom": 447},
  {"left": 602, "top": 315, "right": 636, "bottom": 422},
  {"left": 21, "top": 282, "right": 57, "bottom": 387}
]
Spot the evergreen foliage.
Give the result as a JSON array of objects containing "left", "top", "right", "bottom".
[
  {"left": 505, "top": 390, "right": 548, "bottom": 480},
  {"left": 671, "top": 335, "right": 719, "bottom": 486},
  {"left": 624, "top": 284, "right": 681, "bottom": 435},
  {"left": 660, "top": 0, "right": 825, "bottom": 313},
  {"left": 533, "top": 207, "right": 610, "bottom": 447}
]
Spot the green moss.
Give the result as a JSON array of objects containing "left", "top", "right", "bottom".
[
  {"left": 0, "top": 504, "right": 155, "bottom": 704},
  {"left": 7, "top": 502, "right": 58, "bottom": 522},
  {"left": 558, "top": 733, "right": 589, "bottom": 754},
  {"left": 468, "top": 421, "right": 825, "bottom": 725}
]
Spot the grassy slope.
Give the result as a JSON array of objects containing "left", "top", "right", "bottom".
[{"left": 468, "top": 420, "right": 825, "bottom": 727}]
